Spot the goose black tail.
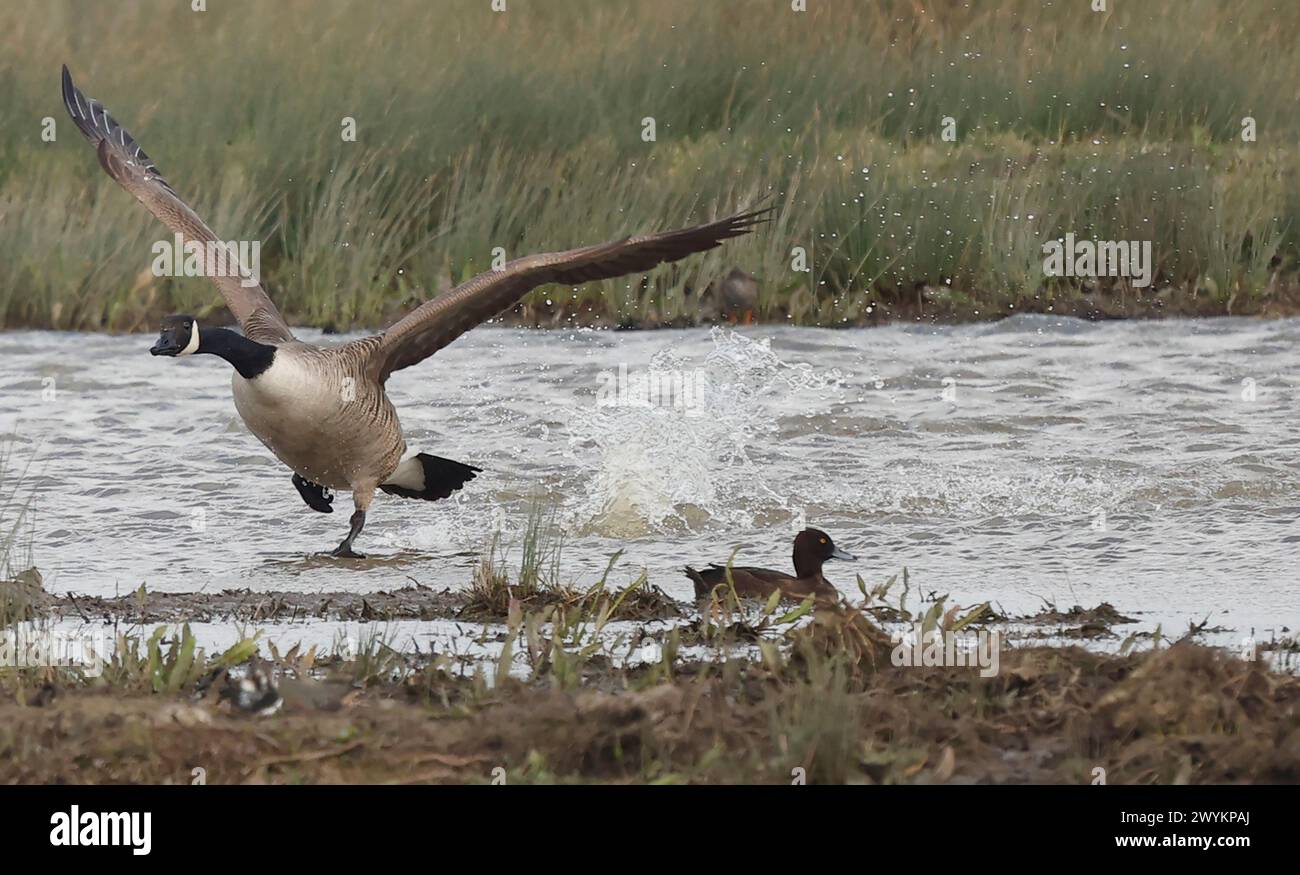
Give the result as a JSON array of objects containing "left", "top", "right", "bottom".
[{"left": 380, "top": 453, "right": 482, "bottom": 501}]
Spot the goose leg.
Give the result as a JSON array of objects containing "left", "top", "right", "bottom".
[
  {"left": 330, "top": 510, "right": 367, "bottom": 558},
  {"left": 328, "top": 487, "right": 374, "bottom": 559}
]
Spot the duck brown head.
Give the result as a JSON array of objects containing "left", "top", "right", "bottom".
[{"left": 792, "top": 528, "right": 857, "bottom": 578}]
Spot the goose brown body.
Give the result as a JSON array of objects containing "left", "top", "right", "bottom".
[{"left": 230, "top": 340, "right": 403, "bottom": 491}]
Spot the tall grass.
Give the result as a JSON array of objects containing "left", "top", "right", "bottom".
[
  {"left": 0, "top": 0, "right": 1296, "bottom": 329},
  {"left": 464, "top": 503, "right": 570, "bottom": 617},
  {"left": 0, "top": 436, "right": 34, "bottom": 583}
]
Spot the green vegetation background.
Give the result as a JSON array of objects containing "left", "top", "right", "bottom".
[{"left": 1, "top": 0, "right": 1296, "bottom": 330}]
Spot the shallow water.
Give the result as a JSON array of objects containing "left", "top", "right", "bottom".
[{"left": 2, "top": 316, "right": 1297, "bottom": 648}]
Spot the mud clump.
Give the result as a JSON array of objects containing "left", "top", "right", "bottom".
[
  {"left": 1014, "top": 601, "right": 1140, "bottom": 640},
  {"left": 0, "top": 568, "right": 48, "bottom": 623},
  {"left": 1018, "top": 601, "right": 1139, "bottom": 626}
]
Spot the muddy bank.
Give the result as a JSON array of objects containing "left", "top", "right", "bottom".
[
  {"left": 35, "top": 584, "right": 1141, "bottom": 638},
  {"left": 30, "top": 581, "right": 682, "bottom": 624},
  {"left": 4, "top": 570, "right": 1296, "bottom": 783},
  {"left": 2, "top": 642, "right": 1297, "bottom": 784},
  {"left": 14, "top": 569, "right": 1171, "bottom": 644},
  {"left": 46, "top": 584, "right": 465, "bottom": 624}
]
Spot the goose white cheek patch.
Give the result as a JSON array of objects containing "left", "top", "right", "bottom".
[{"left": 179, "top": 320, "right": 200, "bottom": 356}]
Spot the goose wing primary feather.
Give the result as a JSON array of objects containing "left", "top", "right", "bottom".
[
  {"left": 61, "top": 65, "right": 294, "bottom": 344},
  {"left": 365, "top": 206, "right": 772, "bottom": 382}
]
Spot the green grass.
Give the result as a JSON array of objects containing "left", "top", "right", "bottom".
[
  {"left": 462, "top": 503, "right": 574, "bottom": 618},
  {"left": 0, "top": 435, "right": 34, "bottom": 586},
  {"left": 0, "top": 0, "right": 1297, "bottom": 330}
]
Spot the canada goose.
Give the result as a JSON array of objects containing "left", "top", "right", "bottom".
[
  {"left": 685, "top": 528, "right": 856, "bottom": 604},
  {"left": 61, "top": 65, "right": 769, "bottom": 557}
]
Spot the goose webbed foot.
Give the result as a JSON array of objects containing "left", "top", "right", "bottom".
[{"left": 293, "top": 474, "right": 334, "bottom": 513}]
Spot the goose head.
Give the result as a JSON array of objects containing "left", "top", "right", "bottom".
[{"left": 150, "top": 314, "right": 200, "bottom": 357}]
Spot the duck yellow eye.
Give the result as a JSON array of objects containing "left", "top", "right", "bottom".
[{"left": 820, "top": 538, "right": 827, "bottom": 544}]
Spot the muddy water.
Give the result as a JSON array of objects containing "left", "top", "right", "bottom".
[{"left": 1, "top": 316, "right": 1297, "bottom": 647}]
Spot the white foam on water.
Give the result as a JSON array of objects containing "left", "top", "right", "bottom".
[{"left": 563, "top": 328, "right": 845, "bottom": 535}]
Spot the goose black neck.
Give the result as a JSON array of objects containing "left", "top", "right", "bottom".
[{"left": 197, "top": 328, "right": 276, "bottom": 379}]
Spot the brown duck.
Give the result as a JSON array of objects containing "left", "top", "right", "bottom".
[{"left": 685, "top": 528, "right": 856, "bottom": 604}]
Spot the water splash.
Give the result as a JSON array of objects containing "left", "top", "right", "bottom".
[{"left": 564, "top": 328, "right": 845, "bottom": 536}]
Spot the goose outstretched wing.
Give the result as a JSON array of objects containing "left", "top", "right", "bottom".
[
  {"left": 367, "top": 206, "right": 771, "bottom": 381},
  {"left": 61, "top": 65, "right": 293, "bottom": 344}
]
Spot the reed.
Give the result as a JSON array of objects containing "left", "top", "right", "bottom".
[{"left": 0, "top": 436, "right": 34, "bottom": 586}]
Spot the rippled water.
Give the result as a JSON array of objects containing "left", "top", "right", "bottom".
[{"left": 1, "top": 316, "right": 1297, "bottom": 645}]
